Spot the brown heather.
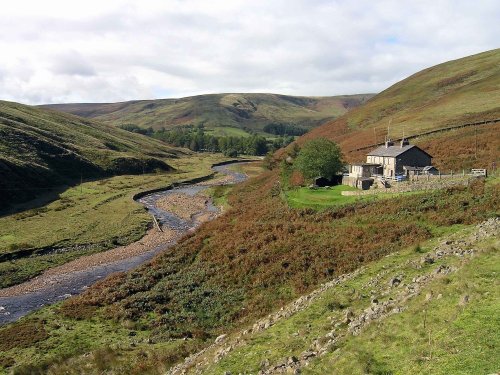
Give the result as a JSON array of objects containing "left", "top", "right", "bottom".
[{"left": 60, "top": 173, "right": 499, "bottom": 341}]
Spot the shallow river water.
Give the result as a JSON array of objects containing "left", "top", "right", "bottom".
[{"left": 0, "top": 163, "right": 249, "bottom": 325}]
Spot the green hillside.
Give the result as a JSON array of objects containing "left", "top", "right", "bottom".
[
  {"left": 0, "top": 100, "right": 188, "bottom": 209},
  {"left": 299, "top": 49, "right": 500, "bottom": 169},
  {"left": 40, "top": 93, "right": 373, "bottom": 135},
  {"left": 1, "top": 50, "right": 499, "bottom": 375}
]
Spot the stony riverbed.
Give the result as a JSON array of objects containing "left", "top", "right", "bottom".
[{"left": 0, "top": 162, "right": 249, "bottom": 325}]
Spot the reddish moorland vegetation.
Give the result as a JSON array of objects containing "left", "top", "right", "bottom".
[
  {"left": 283, "top": 110, "right": 500, "bottom": 171},
  {"left": 60, "top": 173, "right": 499, "bottom": 342}
]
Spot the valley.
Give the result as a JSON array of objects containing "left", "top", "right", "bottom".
[
  {"left": 0, "top": 153, "right": 229, "bottom": 288},
  {"left": 0, "top": 48, "right": 499, "bottom": 375},
  {"left": 0, "top": 161, "right": 257, "bottom": 325}
]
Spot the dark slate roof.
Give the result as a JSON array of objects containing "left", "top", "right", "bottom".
[{"left": 367, "top": 144, "right": 432, "bottom": 158}]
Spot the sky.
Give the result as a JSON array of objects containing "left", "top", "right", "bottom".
[{"left": 0, "top": 0, "right": 498, "bottom": 104}]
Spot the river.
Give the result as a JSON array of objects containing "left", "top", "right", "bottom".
[{"left": 0, "top": 162, "right": 249, "bottom": 325}]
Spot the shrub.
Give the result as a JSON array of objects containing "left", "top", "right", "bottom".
[{"left": 0, "top": 320, "right": 48, "bottom": 351}]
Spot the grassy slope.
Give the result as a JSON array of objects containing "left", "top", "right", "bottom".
[
  {"left": 297, "top": 49, "right": 500, "bottom": 169},
  {"left": 203, "top": 225, "right": 499, "bottom": 375},
  {"left": 40, "top": 93, "right": 374, "bottom": 134},
  {"left": 0, "top": 100, "right": 188, "bottom": 209},
  {"left": 1, "top": 172, "right": 497, "bottom": 374},
  {"left": 0, "top": 154, "right": 229, "bottom": 288}
]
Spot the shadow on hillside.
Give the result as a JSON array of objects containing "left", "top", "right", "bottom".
[{"left": 0, "top": 178, "right": 89, "bottom": 219}]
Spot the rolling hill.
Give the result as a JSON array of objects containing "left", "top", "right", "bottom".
[
  {"left": 0, "top": 100, "right": 189, "bottom": 209},
  {"left": 1, "top": 50, "right": 499, "bottom": 374},
  {"left": 297, "top": 49, "right": 500, "bottom": 169},
  {"left": 40, "top": 93, "right": 374, "bottom": 136}
]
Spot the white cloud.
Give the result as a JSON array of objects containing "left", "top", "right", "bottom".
[{"left": 0, "top": 0, "right": 498, "bottom": 104}]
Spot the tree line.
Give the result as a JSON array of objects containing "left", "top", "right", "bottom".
[{"left": 119, "top": 124, "right": 296, "bottom": 156}]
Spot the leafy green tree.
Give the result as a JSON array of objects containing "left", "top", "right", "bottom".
[{"left": 294, "top": 138, "right": 343, "bottom": 180}]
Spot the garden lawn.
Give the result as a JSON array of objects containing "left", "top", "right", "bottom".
[{"left": 286, "top": 185, "right": 360, "bottom": 209}]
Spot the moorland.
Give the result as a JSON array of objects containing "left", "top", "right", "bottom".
[{"left": 0, "top": 49, "right": 499, "bottom": 375}]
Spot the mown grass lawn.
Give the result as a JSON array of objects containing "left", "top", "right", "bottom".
[{"left": 286, "top": 185, "right": 360, "bottom": 209}]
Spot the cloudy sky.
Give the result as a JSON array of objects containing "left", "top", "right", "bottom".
[{"left": 0, "top": 0, "right": 498, "bottom": 104}]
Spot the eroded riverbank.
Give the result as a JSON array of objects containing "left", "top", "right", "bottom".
[{"left": 0, "top": 162, "right": 251, "bottom": 325}]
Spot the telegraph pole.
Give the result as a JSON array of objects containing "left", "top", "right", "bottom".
[{"left": 475, "top": 125, "right": 478, "bottom": 159}]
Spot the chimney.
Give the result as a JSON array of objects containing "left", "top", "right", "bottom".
[
  {"left": 385, "top": 139, "right": 394, "bottom": 148},
  {"left": 400, "top": 138, "right": 409, "bottom": 147}
]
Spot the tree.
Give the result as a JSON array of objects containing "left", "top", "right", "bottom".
[
  {"left": 263, "top": 152, "right": 277, "bottom": 170},
  {"left": 294, "top": 138, "right": 343, "bottom": 181}
]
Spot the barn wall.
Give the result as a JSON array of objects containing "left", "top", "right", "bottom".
[{"left": 397, "top": 149, "right": 432, "bottom": 173}]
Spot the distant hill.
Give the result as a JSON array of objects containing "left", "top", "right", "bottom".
[
  {"left": 40, "top": 93, "right": 374, "bottom": 136},
  {"left": 0, "top": 101, "right": 188, "bottom": 209},
  {"left": 297, "top": 49, "right": 500, "bottom": 170}
]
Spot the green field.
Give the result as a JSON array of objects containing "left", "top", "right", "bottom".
[
  {"left": 206, "top": 126, "right": 251, "bottom": 138},
  {"left": 286, "top": 185, "right": 359, "bottom": 209},
  {"left": 0, "top": 154, "right": 228, "bottom": 288}
]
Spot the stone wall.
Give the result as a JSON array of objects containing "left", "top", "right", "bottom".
[{"left": 342, "top": 175, "right": 476, "bottom": 196}]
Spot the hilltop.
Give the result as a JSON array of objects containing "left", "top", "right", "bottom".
[
  {"left": 297, "top": 49, "right": 500, "bottom": 170},
  {"left": 40, "top": 93, "right": 373, "bottom": 136},
  {"left": 0, "top": 101, "right": 188, "bottom": 209}
]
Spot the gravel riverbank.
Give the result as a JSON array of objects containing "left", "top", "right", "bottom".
[{"left": 0, "top": 162, "right": 251, "bottom": 325}]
